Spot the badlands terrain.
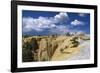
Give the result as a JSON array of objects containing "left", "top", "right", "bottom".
[{"left": 22, "top": 33, "right": 90, "bottom": 62}]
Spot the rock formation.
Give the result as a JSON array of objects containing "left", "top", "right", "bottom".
[{"left": 22, "top": 35, "right": 89, "bottom": 62}]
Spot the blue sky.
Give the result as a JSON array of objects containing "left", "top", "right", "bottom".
[{"left": 22, "top": 10, "right": 90, "bottom": 36}]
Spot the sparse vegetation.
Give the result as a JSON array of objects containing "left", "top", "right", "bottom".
[
  {"left": 23, "top": 35, "right": 29, "bottom": 38},
  {"left": 22, "top": 34, "right": 89, "bottom": 62},
  {"left": 71, "top": 37, "right": 79, "bottom": 47},
  {"left": 66, "top": 32, "right": 70, "bottom": 36}
]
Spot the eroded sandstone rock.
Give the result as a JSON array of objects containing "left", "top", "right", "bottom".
[{"left": 22, "top": 35, "right": 87, "bottom": 62}]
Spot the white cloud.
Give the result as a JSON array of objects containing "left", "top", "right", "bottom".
[
  {"left": 22, "top": 12, "right": 68, "bottom": 32},
  {"left": 78, "top": 13, "right": 85, "bottom": 17},
  {"left": 76, "top": 31, "right": 85, "bottom": 35},
  {"left": 23, "top": 17, "right": 43, "bottom": 32},
  {"left": 50, "top": 25, "right": 69, "bottom": 34},
  {"left": 71, "top": 19, "right": 84, "bottom": 26},
  {"left": 54, "top": 12, "right": 68, "bottom": 23}
]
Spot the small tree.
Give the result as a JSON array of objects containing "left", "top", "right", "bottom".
[
  {"left": 71, "top": 37, "right": 79, "bottom": 47},
  {"left": 66, "top": 32, "right": 70, "bottom": 36}
]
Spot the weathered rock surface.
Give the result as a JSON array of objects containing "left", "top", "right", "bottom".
[{"left": 22, "top": 35, "right": 89, "bottom": 62}]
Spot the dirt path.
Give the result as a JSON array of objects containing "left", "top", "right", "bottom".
[
  {"left": 68, "top": 40, "right": 90, "bottom": 60},
  {"left": 51, "top": 39, "right": 90, "bottom": 61}
]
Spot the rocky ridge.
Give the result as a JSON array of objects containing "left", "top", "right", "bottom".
[{"left": 22, "top": 34, "right": 89, "bottom": 62}]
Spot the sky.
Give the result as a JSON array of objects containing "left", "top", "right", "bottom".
[{"left": 22, "top": 10, "right": 90, "bottom": 36}]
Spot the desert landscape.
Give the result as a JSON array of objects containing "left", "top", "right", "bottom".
[
  {"left": 22, "top": 33, "right": 90, "bottom": 62},
  {"left": 22, "top": 11, "right": 90, "bottom": 62}
]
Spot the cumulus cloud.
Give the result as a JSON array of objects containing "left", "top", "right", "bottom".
[
  {"left": 71, "top": 19, "right": 84, "bottom": 26},
  {"left": 23, "top": 17, "right": 43, "bottom": 32},
  {"left": 22, "top": 12, "right": 68, "bottom": 32},
  {"left": 54, "top": 12, "right": 68, "bottom": 23}
]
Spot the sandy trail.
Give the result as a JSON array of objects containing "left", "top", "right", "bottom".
[
  {"left": 51, "top": 39, "right": 90, "bottom": 61},
  {"left": 68, "top": 40, "right": 90, "bottom": 60}
]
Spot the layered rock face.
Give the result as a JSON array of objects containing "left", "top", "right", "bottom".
[{"left": 22, "top": 35, "right": 82, "bottom": 62}]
